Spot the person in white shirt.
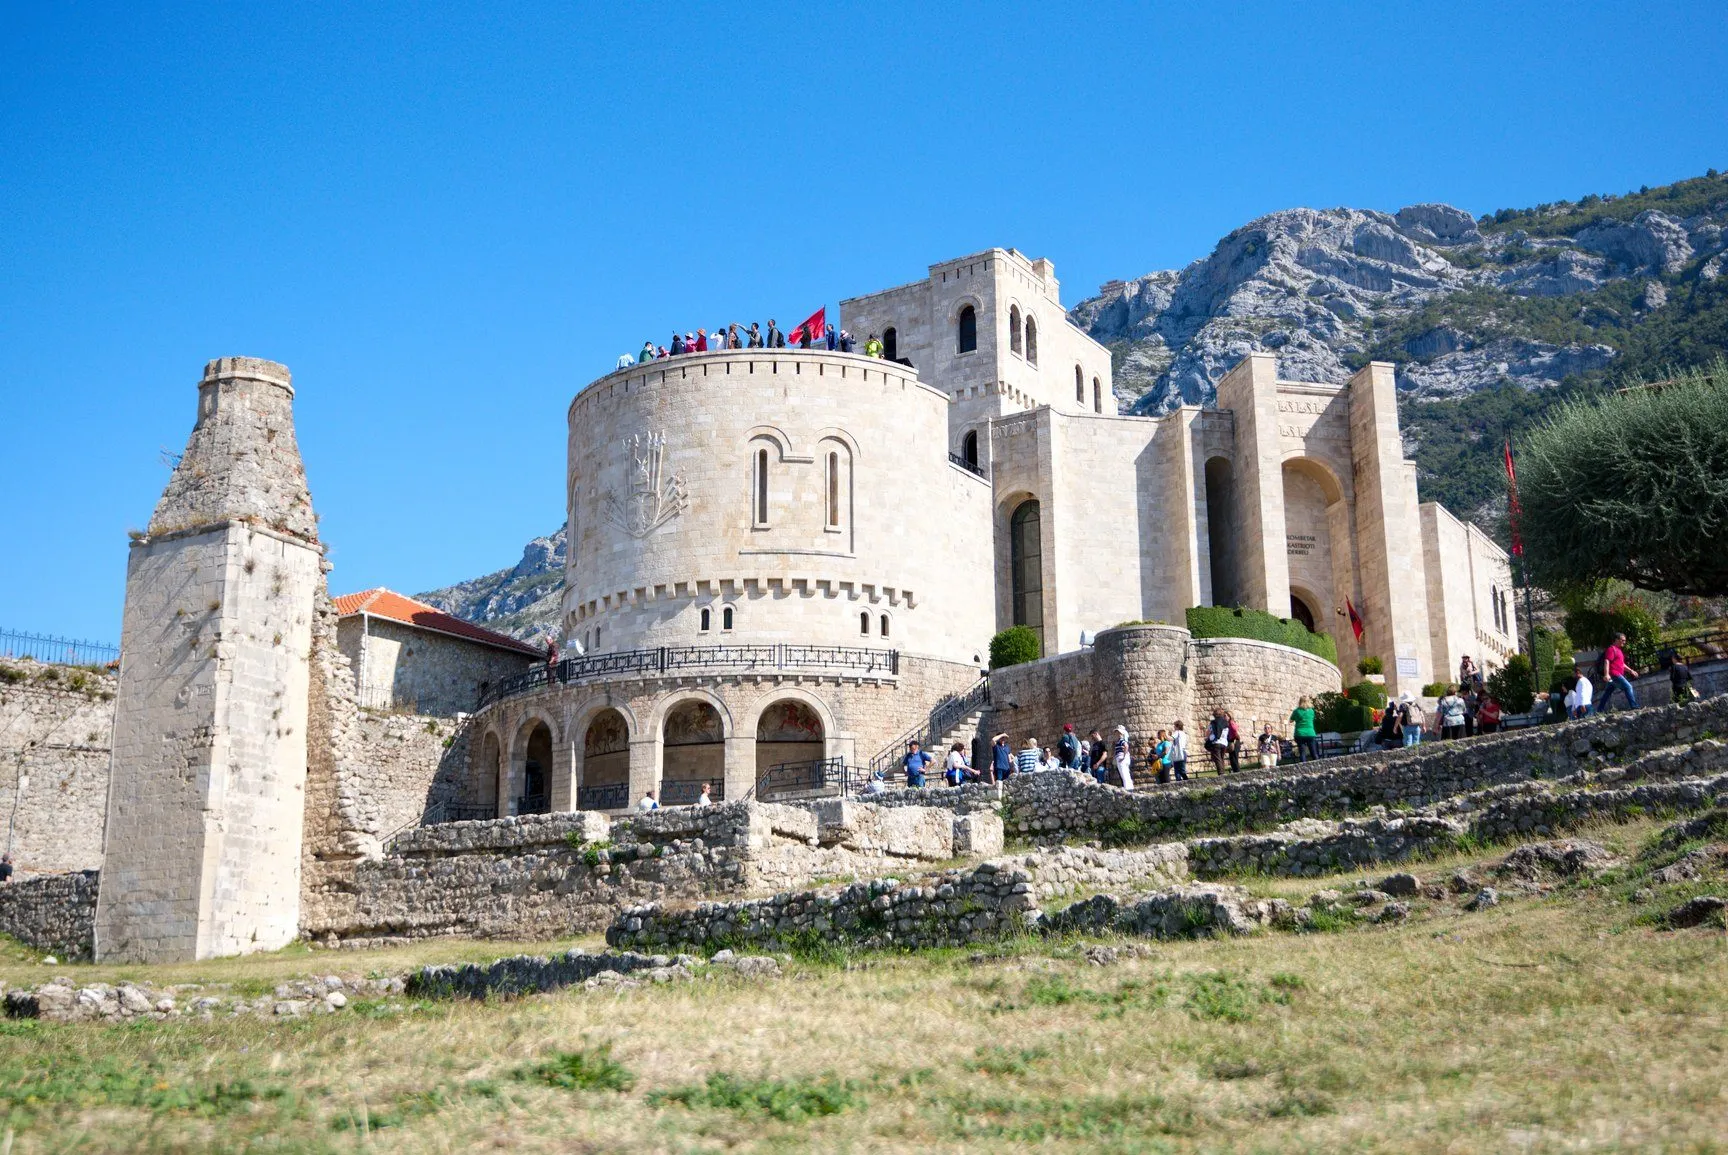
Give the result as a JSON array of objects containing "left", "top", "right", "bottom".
[
  {"left": 637, "top": 790, "right": 658, "bottom": 812},
  {"left": 1168, "top": 721, "right": 1190, "bottom": 781},
  {"left": 1113, "top": 725, "right": 1134, "bottom": 790},
  {"left": 695, "top": 782, "right": 712, "bottom": 806},
  {"left": 1568, "top": 667, "right": 1594, "bottom": 719}
]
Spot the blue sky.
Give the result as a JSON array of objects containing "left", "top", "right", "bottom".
[{"left": 4, "top": 1, "right": 1725, "bottom": 642}]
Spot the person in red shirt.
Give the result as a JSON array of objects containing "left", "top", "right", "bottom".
[
  {"left": 1476, "top": 694, "right": 1503, "bottom": 733},
  {"left": 1596, "top": 632, "right": 1641, "bottom": 712}
]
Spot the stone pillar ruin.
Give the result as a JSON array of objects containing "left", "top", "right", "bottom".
[{"left": 94, "top": 357, "right": 323, "bottom": 963}]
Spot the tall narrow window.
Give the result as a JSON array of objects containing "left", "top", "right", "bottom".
[
  {"left": 700, "top": 607, "right": 711, "bottom": 632},
  {"left": 1009, "top": 499, "right": 1044, "bottom": 651},
  {"left": 879, "top": 613, "right": 890, "bottom": 638},
  {"left": 883, "top": 327, "right": 898, "bottom": 361},
  {"left": 825, "top": 451, "right": 840, "bottom": 529},
  {"left": 753, "top": 447, "right": 770, "bottom": 527},
  {"left": 961, "top": 430, "right": 979, "bottom": 469},
  {"left": 722, "top": 606, "right": 734, "bottom": 631},
  {"left": 1093, "top": 378, "right": 1102, "bottom": 413},
  {"left": 860, "top": 610, "right": 871, "bottom": 635},
  {"left": 957, "top": 305, "right": 977, "bottom": 353},
  {"left": 1009, "top": 305, "right": 1023, "bottom": 355},
  {"left": 1024, "top": 316, "right": 1038, "bottom": 365},
  {"left": 1075, "top": 366, "right": 1084, "bottom": 402}
]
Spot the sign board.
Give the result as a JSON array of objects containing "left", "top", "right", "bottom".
[{"left": 1396, "top": 657, "right": 1420, "bottom": 678}]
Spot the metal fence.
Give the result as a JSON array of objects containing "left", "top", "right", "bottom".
[
  {"left": 0, "top": 628, "right": 119, "bottom": 668},
  {"left": 480, "top": 643, "right": 901, "bottom": 708}
]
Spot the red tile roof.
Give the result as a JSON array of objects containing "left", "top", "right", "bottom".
[{"left": 332, "top": 589, "right": 545, "bottom": 657}]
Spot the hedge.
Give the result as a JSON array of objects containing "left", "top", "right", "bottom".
[
  {"left": 1185, "top": 606, "right": 1338, "bottom": 666},
  {"left": 989, "top": 626, "right": 1042, "bottom": 670}
]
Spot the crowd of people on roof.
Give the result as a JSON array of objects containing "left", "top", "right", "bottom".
[{"left": 615, "top": 320, "right": 895, "bottom": 368}]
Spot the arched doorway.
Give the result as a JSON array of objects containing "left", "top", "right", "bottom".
[
  {"left": 961, "top": 430, "right": 979, "bottom": 469},
  {"left": 1204, "top": 457, "right": 1236, "bottom": 606},
  {"left": 883, "top": 326, "right": 898, "bottom": 361},
  {"left": 1009, "top": 499, "right": 1044, "bottom": 653},
  {"left": 518, "top": 721, "right": 552, "bottom": 814},
  {"left": 662, "top": 699, "right": 724, "bottom": 805},
  {"left": 578, "top": 708, "right": 630, "bottom": 811},
  {"left": 755, "top": 699, "right": 826, "bottom": 782},
  {"left": 1281, "top": 457, "right": 1350, "bottom": 651},
  {"left": 1288, "top": 591, "right": 1318, "bottom": 633}
]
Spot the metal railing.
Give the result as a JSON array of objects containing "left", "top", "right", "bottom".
[
  {"left": 1630, "top": 628, "right": 1728, "bottom": 674},
  {"left": 479, "top": 643, "right": 900, "bottom": 708},
  {"left": 0, "top": 628, "right": 119, "bottom": 668},
  {"left": 516, "top": 793, "right": 549, "bottom": 815},
  {"left": 948, "top": 452, "right": 986, "bottom": 478},
  {"left": 752, "top": 757, "right": 852, "bottom": 801},
  {"left": 576, "top": 782, "right": 630, "bottom": 811},
  {"left": 868, "top": 677, "right": 991, "bottom": 779},
  {"left": 661, "top": 777, "right": 724, "bottom": 806}
]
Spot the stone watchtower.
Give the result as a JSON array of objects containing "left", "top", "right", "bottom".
[{"left": 94, "top": 357, "right": 324, "bottom": 962}]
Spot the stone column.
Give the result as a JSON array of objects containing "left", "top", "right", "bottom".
[
  {"left": 722, "top": 735, "right": 755, "bottom": 803},
  {"left": 95, "top": 358, "right": 322, "bottom": 963},
  {"left": 1347, "top": 362, "right": 1433, "bottom": 696},
  {"left": 627, "top": 737, "right": 658, "bottom": 811},
  {"left": 1214, "top": 354, "right": 1290, "bottom": 616}
]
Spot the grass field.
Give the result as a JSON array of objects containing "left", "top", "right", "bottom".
[{"left": 2, "top": 818, "right": 1724, "bottom": 1153}]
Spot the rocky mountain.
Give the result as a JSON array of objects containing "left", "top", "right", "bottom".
[
  {"left": 417, "top": 525, "right": 565, "bottom": 641},
  {"left": 432, "top": 171, "right": 1728, "bottom": 634}
]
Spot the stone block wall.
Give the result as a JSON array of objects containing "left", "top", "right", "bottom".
[
  {"left": 337, "top": 615, "right": 532, "bottom": 716},
  {"left": 0, "top": 872, "right": 99, "bottom": 958},
  {"left": 0, "top": 660, "right": 115, "bottom": 874}
]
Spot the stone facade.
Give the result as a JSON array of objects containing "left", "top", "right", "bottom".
[
  {"left": 981, "top": 625, "right": 1340, "bottom": 754},
  {"left": 0, "top": 660, "right": 115, "bottom": 874},
  {"left": 336, "top": 610, "right": 534, "bottom": 716},
  {"left": 0, "top": 872, "right": 98, "bottom": 958},
  {"left": 1422, "top": 503, "right": 1518, "bottom": 683},
  {"left": 96, "top": 357, "right": 323, "bottom": 963}
]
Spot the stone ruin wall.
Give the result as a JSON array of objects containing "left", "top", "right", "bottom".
[
  {"left": 981, "top": 625, "right": 1340, "bottom": 756},
  {"left": 0, "top": 660, "right": 116, "bottom": 875}
]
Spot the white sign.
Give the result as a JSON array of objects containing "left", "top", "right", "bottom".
[{"left": 1396, "top": 657, "right": 1420, "bottom": 678}]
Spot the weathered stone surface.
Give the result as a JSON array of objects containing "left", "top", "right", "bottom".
[
  {"left": 953, "top": 813, "right": 1005, "bottom": 858},
  {"left": 0, "top": 872, "right": 97, "bottom": 958},
  {"left": 1378, "top": 872, "right": 1421, "bottom": 896},
  {"left": 1667, "top": 896, "right": 1726, "bottom": 929},
  {"left": 1496, "top": 840, "right": 1617, "bottom": 881}
]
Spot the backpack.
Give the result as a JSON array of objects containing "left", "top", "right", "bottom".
[
  {"left": 1401, "top": 701, "right": 1423, "bottom": 726},
  {"left": 1058, "top": 733, "right": 1079, "bottom": 762}
]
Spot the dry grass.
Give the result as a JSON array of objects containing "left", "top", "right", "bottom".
[{"left": 1, "top": 826, "right": 1724, "bottom": 1153}]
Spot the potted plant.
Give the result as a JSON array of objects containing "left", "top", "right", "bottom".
[{"left": 1356, "top": 655, "right": 1385, "bottom": 685}]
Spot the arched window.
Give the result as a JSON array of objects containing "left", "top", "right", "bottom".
[
  {"left": 699, "top": 607, "right": 711, "bottom": 633},
  {"left": 1491, "top": 586, "right": 1501, "bottom": 632},
  {"left": 825, "top": 451, "right": 841, "bottom": 530},
  {"left": 722, "top": 606, "right": 734, "bottom": 631},
  {"left": 961, "top": 430, "right": 979, "bottom": 469},
  {"left": 1009, "top": 305, "right": 1023, "bottom": 355},
  {"left": 957, "top": 305, "right": 977, "bottom": 353},
  {"left": 1009, "top": 499, "right": 1044, "bottom": 650},
  {"left": 1093, "top": 377, "right": 1102, "bottom": 413},
  {"left": 879, "top": 613, "right": 890, "bottom": 638},
  {"left": 859, "top": 610, "right": 871, "bottom": 636},
  {"left": 753, "top": 447, "right": 770, "bottom": 527},
  {"left": 1024, "top": 316, "right": 1038, "bottom": 365},
  {"left": 1075, "top": 366, "right": 1084, "bottom": 402},
  {"left": 883, "top": 327, "right": 898, "bottom": 361}
]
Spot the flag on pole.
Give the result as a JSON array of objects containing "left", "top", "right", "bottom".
[
  {"left": 1503, "top": 439, "right": 1525, "bottom": 558},
  {"left": 1345, "top": 597, "right": 1365, "bottom": 642},
  {"left": 788, "top": 307, "right": 826, "bottom": 346}
]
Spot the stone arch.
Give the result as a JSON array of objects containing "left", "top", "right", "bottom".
[
  {"left": 1288, "top": 583, "right": 1322, "bottom": 634},
  {"left": 752, "top": 693, "right": 831, "bottom": 780},
  {"left": 955, "top": 301, "right": 979, "bottom": 353},
  {"left": 576, "top": 705, "right": 632, "bottom": 811},
  {"left": 1093, "top": 377, "right": 1102, "bottom": 413},
  {"left": 1024, "top": 315, "right": 1039, "bottom": 365},
  {"left": 1009, "top": 304, "right": 1023, "bottom": 355},
  {"left": 507, "top": 709, "right": 560, "bottom": 815},
  {"left": 882, "top": 326, "right": 898, "bottom": 361},
  {"left": 1075, "top": 364, "right": 1085, "bottom": 402},
  {"left": 656, "top": 691, "right": 730, "bottom": 804},
  {"left": 818, "top": 434, "right": 854, "bottom": 537},
  {"left": 1281, "top": 455, "right": 1354, "bottom": 659},
  {"left": 961, "top": 429, "right": 980, "bottom": 469},
  {"left": 1203, "top": 455, "right": 1237, "bottom": 606},
  {"left": 1008, "top": 496, "right": 1044, "bottom": 650}
]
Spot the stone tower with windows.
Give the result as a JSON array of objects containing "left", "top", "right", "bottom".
[{"left": 94, "top": 357, "right": 325, "bottom": 963}]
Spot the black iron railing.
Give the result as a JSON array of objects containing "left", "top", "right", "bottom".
[
  {"left": 948, "top": 452, "right": 986, "bottom": 478},
  {"left": 0, "top": 628, "right": 119, "bottom": 668},
  {"left": 661, "top": 777, "right": 724, "bottom": 806},
  {"left": 480, "top": 644, "right": 900, "bottom": 707},
  {"left": 869, "top": 677, "right": 991, "bottom": 779},
  {"left": 752, "top": 757, "right": 851, "bottom": 800},
  {"left": 576, "top": 782, "right": 631, "bottom": 811},
  {"left": 516, "top": 793, "right": 549, "bottom": 815},
  {"left": 1629, "top": 628, "right": 1728, "bottom": 675}
]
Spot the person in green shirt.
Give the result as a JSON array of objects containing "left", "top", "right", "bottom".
[{"left": 1289, "top": 695, "right": 1319, "bottom": 762}]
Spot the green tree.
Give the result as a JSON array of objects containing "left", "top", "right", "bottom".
[
  {"left": 989, "top": 626, "right": 1041, "bottom": 670},
  {"left": 1486, "top": 654, "right": 1537, "bottom": 713},
  {"left": 1517, "top": 360, "right": 1728, "bottom": 596}
]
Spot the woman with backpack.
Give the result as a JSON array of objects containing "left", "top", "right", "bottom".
[
  {"left": 1437, "top": 685, "right": 1467, "bottom": 739},
  {"left": 1398, "top": 694, "right": 1424, "bottom": 746}
]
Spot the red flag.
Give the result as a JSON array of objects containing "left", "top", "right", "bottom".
[
  {"left": 1345, "top": 597, "right": 1365, "bottom": 642},
  {"left": 1503, "top": 440, "right": 1525, "bottom": 558},
  {"left": 788, "top": 307, "right": 826, "bottom": 346}
]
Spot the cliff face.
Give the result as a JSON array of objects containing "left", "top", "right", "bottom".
[{"left": 417, "top": 525, "right": 564, "bottom": 641}]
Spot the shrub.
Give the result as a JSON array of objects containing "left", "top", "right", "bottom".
[
  {"left": 1420, "top": 682, "right": 1449, "bottom": 698},
  {"left": 1563, "top": 597, "right": 1662, "bottom": 663},
  {"left": 516, "top": 1045, "right": 635, "bottom": 1092},
  {"left": 1314, "top": 691, "right": 1373, "bottom": 734},
  {"left": 1346, "top": 681, "right": 1387, "bottom": 710},
  {"left": 1356, "top": 655, "right": 1384, "bottom": 676},
  {"left": 989, "top": 626, "right": 1041, "bottom": 670},
  {"left": 1486, "top": 653, "right": 1537, "bottom": 713},
  {"left": 1184, "top": 606, "right": 1338, "bottom": 666},
  {"left": 1531, "top": 625, "right": 1572, "bottom": 697}
]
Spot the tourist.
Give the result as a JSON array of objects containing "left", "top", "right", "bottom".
[
  {"left": 1669, "top": 653, "right": 1698, "bottom": 703},
  {"left": 695, "top": 329, "right": 709, "bottom": 352},
  {"left": 1595, "top": 632, "right": 1640, "bottom": 712},
  {"left": 902, "top": 740, "right": 933, "bottom": 788},
  {"left": 864, "top": 769, "right": 887, "bottom": 795},
  {"left": 1057, "top": 723, "right": 1081, "bottom": 770},
  {"left": 840, "top": 329, "right": 856, "bottom": 353},
  {"left": 1168, "top": 720, "right": 1190, "bottom": 780},
  {"left": 746, "top": 322, "right": 763, "bottom": 348},
  {"left": 1399, "top": 694, "right": 1424, "bottom": 746},
  {"left": 767, "top": 319, "right": 786, "bottom": 348},
  {"left": 615, "top": 352, "right": 635, "bottom": 369},
  {"left": 1016, "top": 737, "right": 1042, "bottom": 778},
  {"left": 1227, "top": 711, "right": 1242, "bottom": 772},
  {"left": 798, "top": 325, "right": 813, "bottom": 349},
  {"left": 1374, "top": 702, "right": 1402, "bottom": 749},
  {"left": 1437, "top": 685, "right": 1467, "bottom": 739},
  {"left": 544, "top": 635, "right": 560, "bottom": 669},
  {"left": 1076, "top": 732, "right": 1092, "bottom": 774},
  {"left": 1041, "top": 746, "right": 1061, "bottom": 773},
  {"left": 1459, "top": 655, "right": 1478, "bottom": 690},
  {"left": 655, "top": 345, "right": 669, "bottom": 360},
  {"left": 727, "top": 323, "right": 742, "bottom": 349},
  {"left": 0, "top": 854, "right": 11, "bottom": 884},
  {"left": 670, "top": 332, "right": 685, "bottom": 355},
  {"left": 1088, "top": 729, "right": 1109, "bottom": 783},
  {"left": 1257, "top": 723, "right": 1280, "bottom": 769},
  {"left": 1112, "top": 725, "right": 1134, "bottom": 789},
  {"left": 696, "top": 782, "right": 713, "bottom": 806},
  {"left": 1205, "top": 708, "right": 1238, "bottom": 775},
  {"left": 638, "top": 339, "right": 655, "bottom": 365},
  {"left": 1152, "top": 730, "right": 1172, "bottom": 783},
  {"left": 1462, "top": 685, "right": 1480, "bottom": 737},
  {"left": 945, "top": 742, "right": 976, "bottom": 786},
  {"left": 991, "top": 732, "right": 1014, "bottom": 782},
  {"left": 1289, "top": 696, "right": 1319, "bottom": 762},
  {"left": 638, "top": 790, "right": 659, "bottom": 812},
  {"left": 1477, "top": 693, "right": 1503, "bottom": 734},
  {"left": 825, "top": 325, "right": 838, "bottom": 351},
  {"left": 864, "top": 332, "right": 884, "bottom": 358}
]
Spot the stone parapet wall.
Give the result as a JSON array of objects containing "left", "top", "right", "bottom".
[
  {"left": 0, "top": 872, "right": 99, "bottom": 958},
  {"left": 0, "top": 660, "right": 115, "bottom": 875}
]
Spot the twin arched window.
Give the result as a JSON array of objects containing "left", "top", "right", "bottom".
[
  {"left": 1024, "top": 316, "right": 1038, "bottom": 365},
  {"left": 859, "top": 610, "right": 892, "bottom": 637},
  {"left": 1010, "top": 306, "right": 1023, "bottom": 355},
  {"left": 957, "top": 305, "right": 977, "bottom": 353},
  {"left": 1093, "top": 377, "right": 1102, "bottom": 413},
  {"left": 1075, "top": 365, "right": 1084, "bottom": 402}
]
